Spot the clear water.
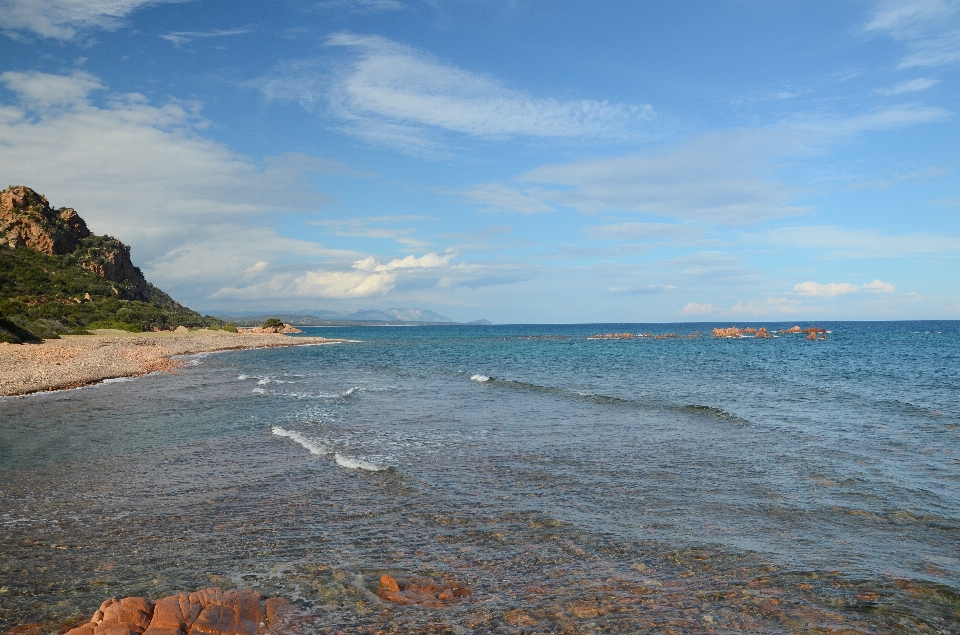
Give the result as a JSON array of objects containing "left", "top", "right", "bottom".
[{"left": 2, "top": 322, "right": 959, "bottom": 633}]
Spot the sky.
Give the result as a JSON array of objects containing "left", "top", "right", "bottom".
[{"left": 1, "top": 0, "right": 959, "bottom": 323}]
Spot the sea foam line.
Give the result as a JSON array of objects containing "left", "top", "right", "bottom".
[{"left": 271, "top": 426, "right": 387, "bottom": 471}]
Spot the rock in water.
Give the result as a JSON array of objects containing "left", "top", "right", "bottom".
[
  {"left": 61, "top": 588, "right": 298, "bottom": 635},
  {"left": 375, "top": 575, "right": 471, "bottom": 608}
]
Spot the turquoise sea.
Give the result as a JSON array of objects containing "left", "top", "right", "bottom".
[{"left": 2, "top": 322, "right": 959, "bottom": 633}]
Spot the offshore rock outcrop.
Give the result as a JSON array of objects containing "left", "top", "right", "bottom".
[{"left": 62, "top": 588, "right": 299, "bottom": 635}]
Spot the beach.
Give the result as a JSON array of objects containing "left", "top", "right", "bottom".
[{"left": 0, "top": 330, "right": 343, "bottom": 397}]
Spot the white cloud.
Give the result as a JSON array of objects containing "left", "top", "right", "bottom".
[
  {"left": 160, "top": 29, "right": 253, "bottom": 48},
  {"left": 256, "top": 33, "right": 653, "bottom": 153},
  {"left": 0, "top": 0, "right": 171, "bottom": 40},
  {"left": 863, "top": 0, "right": 960, "bottom": 68},
  {"left": 212, "top": 251, "right": 516, "bottom": 301},
  {"left": 760, "top": 225, "right": 960, "bottom": 258},
  {"left": 678, "top": 302, "right": 715, "bottom": 316},
  {"left": 0, "top": 70, "right": 355, "bottom": 305},
  {"left": 0, "top": 70, "right": 103, "bottom": 108},
  {"left": 793, "top": 281, "right": 858, "bottom": 296},
  {"left": 678, "top": 297, "right": 803, "bottom": 318},
  {"left": 875, "top": 77, "right": 940, "bottom": 95},
  {"left": 794, "top": 279, "right": 894, "bottom": 296}
]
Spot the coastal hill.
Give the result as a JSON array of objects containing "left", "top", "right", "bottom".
[{"left": 0, "top": 186, "right": 230, "bottom": 342}]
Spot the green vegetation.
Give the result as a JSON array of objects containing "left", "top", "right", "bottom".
[
  {"left": 0, "top": 244, "right": 228, "bottom": 338},
  {"left": 0, "top": 316, "right": 42, "bottom": 343},
  {"left": 262, "top": 317, "right": 284, "bottom": 329}
]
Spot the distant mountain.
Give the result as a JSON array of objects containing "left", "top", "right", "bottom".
[
  {"left": 223, "top": 308, "right": 456, "bottom": 327},
  {"left": 0, "top": 186, "right": 230, "bottom": 342},
  {"left": 314, "top": 308, "right": 454, "bottom": 323},
  {"left": 467, "top": 319, "right": 492, "bottom": 325}
]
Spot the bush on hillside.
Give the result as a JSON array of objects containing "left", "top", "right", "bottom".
[{"left": 262, "top": 317, "right": 284, "bottom": 329}]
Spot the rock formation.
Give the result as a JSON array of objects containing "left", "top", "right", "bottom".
[
  {"left": 62, "top": 588, "right": 297, "bottom": 635},
  {"left": 0, "top": 186, "right": 90, "bottom": 254},
  {"left": 0, "top": 186, "right": 150, "bottom": 301},
  {"left": 375, "top": 575, "right": 471, "bottom": 609},
  {"left": 237, "top": 325, "right": 304, "bottom": 334}
]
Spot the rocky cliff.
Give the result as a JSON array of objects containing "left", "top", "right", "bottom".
[
  {"left": 0, "top": 186, "right": 227, "bottom": 341},
  {"left": 2, "top": 186, "right": 152, "bottom": 301}
]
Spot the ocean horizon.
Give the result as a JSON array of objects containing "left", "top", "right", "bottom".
[{"left": 2, "top": 320, "right": 958, "bottom": 632}]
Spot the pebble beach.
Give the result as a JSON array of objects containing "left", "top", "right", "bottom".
[{"left": 0, "top": 330, "right": 343, "bottom": 397}]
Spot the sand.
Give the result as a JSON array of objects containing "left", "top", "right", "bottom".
[{"left": 0, "top": 329, "right": 345, "bottom": 397}]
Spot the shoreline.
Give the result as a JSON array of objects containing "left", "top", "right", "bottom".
[{"left": 0, "top": 329, "right": 346, "bottom": 397}]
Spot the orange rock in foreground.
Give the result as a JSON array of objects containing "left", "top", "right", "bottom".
[
  {"left": 62, "top": 588, "right": 298, "bottom": 635},
  {"left": 375, "top": 574, "right": 471, "bottom": 609}
]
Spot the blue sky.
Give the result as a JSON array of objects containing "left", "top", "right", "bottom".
[{"left": 1, "top": 0, "right": 958, "bottom": 323}]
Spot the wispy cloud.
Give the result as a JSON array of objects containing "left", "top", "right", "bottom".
[
  {"left": 758, "top": 225, "right": 960, "bottom": 258},
  {"left": 863, "top": 0, "right": 960, "bottom": 68},
  {"left": 875, "top": 77, "right": 939, "bottom": 95},
  {"left": 678, "top": 297, "right": 804, "bottom": 317},
  {"left": 0, "top": 0, "right": 173, "bottom": 40},
  {"left": 474, "top": 130, "right": 805, "bottom": 225},
  {"left": 794, "top": 279, "right": 895, "bottom": 296},
  {"left": 255, "top": 33, "right": 654, "bottom": 155},
  {"left": 314, "top": 0, "right": 405, "bottom": 12},
  {"left": 310, "top": 215, "right": 431, "bottom": 248},
  {"left": 583, "top": 222, "right": 701, "bottom": 242},
  {"left": 160, "top": 28, "right": 253, "bottom": 48}
]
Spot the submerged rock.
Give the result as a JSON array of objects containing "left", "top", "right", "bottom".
[
  {"left": 62, "top": 588, "right": 297, "bottom": 635},
  {"left": 375, "top": 574, "right": 471, "bottom": 608}
]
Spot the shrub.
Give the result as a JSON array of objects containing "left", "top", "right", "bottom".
[{"left": 262, "top": 317, "right": 284, "bottom": 330}]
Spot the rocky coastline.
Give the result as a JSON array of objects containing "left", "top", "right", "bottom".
[{"left": 0, "top": 330, "right": 344, "bottom": 397}]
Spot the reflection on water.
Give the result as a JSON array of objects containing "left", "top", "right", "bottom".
[{"left": 2, "top": 322, "right": 959, "bottom": 633}]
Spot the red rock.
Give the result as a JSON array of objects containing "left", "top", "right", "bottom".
[
  {"left": 59, "top": 588, "right": 295, "bottom": 635},
  {"left": 784, "top": 326, "right": 802, "bottom": 333},
  {"left": 143, "top": 593, "right": 202, "bottom": 635},
  {"left": 756, "top": 327, "right": 772, "bottom": 339},
  {"left": 712, "top": 327, "right": 743, "bottom": 338},
  {"left": 378, "top": 575, "right": 400, "bottom": 592},
  {"left": 95, "top": 597, "right": 154, "bottom": 635},
  {"left": 375, "top": 576, "right": 471, "bottom": 608},
  {"left": 806, "top": 332, "right": 817, "bottom": 340}
]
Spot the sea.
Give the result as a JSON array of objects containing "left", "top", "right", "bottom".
[{"left": 1, "top": 321, "right": 958, "bottom": 634}]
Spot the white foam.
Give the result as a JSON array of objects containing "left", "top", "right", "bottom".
[
  {"left": 334, "top": 453, "right": 386, "bottom": 471},
  {"left": 102, "top": 377, "right": 133, "bottom": 384},
  {"left": 272, "top": 426, "right": 330, "bottom": 456},
  {"left": 343, "top": 386, "right": 363, "bottom": 396},
  {"left": 471, "top": 374, "right": 491, "bottom": 383},
  {"left": 252, "top": 387, "right": 268, "bottom": 395},
  {"left": 237, "top": 374, "right": 251, "bottom": 380}
]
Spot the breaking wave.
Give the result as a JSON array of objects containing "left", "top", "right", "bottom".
[
  {"left": 471, "top": 374, "right": 491, "bottom": 383},
  {"left": 272, "top": 426, "right": 387, "bottom": 471}
]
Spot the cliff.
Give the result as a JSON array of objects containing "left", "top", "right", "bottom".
[{"left": 0, "top": 186, "right": 229, "bottom": 342}]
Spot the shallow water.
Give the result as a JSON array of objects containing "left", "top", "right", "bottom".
[{"left": 2, "top": 322, "right": 959, "bottom": 633}]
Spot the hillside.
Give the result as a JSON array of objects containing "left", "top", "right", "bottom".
[{"left": 0, "top": 186, "right": 232, "bottom": 342}]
